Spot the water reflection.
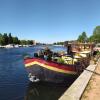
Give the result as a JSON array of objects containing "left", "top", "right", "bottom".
[
  {"left": 0, "top": 46, "right": 71, "bottom": 100},
  {"left": 25, "top": 82, "right": 72, "bottom": 100}
]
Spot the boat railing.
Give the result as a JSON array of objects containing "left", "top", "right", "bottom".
[{"left": 31, "top": 51, "right": 92, "bottom": 74}]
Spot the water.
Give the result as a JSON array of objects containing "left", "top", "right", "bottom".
[{"left": 0, "top": 46, "right": 73, "bottom": 100}]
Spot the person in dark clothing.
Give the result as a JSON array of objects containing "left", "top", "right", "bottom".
[{"left": 44, "top": 47, "right": 53, "bottom": 61}]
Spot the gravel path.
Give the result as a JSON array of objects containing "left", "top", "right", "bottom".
[{"left": 81, "top": 60, "right": 100, "bottom": 100}]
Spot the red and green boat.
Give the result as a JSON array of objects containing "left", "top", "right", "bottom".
[{"left": 24, "top": 57, "right": 78, "bottom": 84}]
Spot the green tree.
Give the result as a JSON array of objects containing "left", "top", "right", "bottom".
[
  {"left": 93, "top": 26, "right": 100, "bottom": 35},
  {"left": 88, "top": 35, "right": 94, "bottom": 42},
  {"left": 53, "top": 42, "right": 64, "bottom": 45},
  {"left": 77, "top": 32, "right": 87, "bottom": 43},
  {"left": 3, "top": 33, "right": 9, "bottom": 45},
  {"left": 0, "top": 33, "right": 5, "bottom": 45},
  {"left": 27, "top": 40, "right": 33, "bottom": 45},
  {"left": 0, "top": 33, "right": 35, "bottom": 46},
  {"left": 8, "top": 33, "right": 13, "bottom": 44},
  {"left": 13, "top": 37, "right": 19, "bottom": 44},
  {"left": 88, "top": 26, "right": 100, "bottom": 43},
  {"left": 53, "top": 42, "right": 57, "bottom": 45},
  {"left": 82, "top": 32, "right": 87, "bottom": 42},
  {"left": 77, "top": 35, "right": 83, "bottom": 42},
  {"left": 0, "top": 33, "right": 2, "bottom": 45},
  {"left": 20, "top": 40, "right": 27, "bottom": 45}
]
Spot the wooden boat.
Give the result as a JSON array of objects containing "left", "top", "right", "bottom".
[
  {"left": 24, "top": 57, "right": 78, "bottom": 84},
  {"left": 24, "top": 45, "right": 92, "bottom": 84}
]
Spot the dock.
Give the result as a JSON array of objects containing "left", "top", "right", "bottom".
[
  {"left": 81, "top": 58, "right": 100, "bottom": 100},
  {"left": 59, "top": 58, "right": 100, "bottom": 100}
]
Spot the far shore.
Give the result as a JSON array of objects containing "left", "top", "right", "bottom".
[{"left": 0, "top": 44, "right": 36, "bottom": 48}]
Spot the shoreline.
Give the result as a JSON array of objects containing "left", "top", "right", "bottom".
[
  {"left": 59, "top": 56, "right": 100, "bottom": 100},
  {"left": 81, "top": 58, "right": 100, "bottom": 100},
  {"left": 0, "top": 44, "right": 36, "bottom": 48}
]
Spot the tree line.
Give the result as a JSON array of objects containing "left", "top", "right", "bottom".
[
  {"left": 77, "top": 26, "right": 100, "bottom": 43},
  {"left": 53, "top": 26, "right": 100, "bottom": 45},
  {"left": 0, "top": 33, "right": 33, "bottom": 45},
  {"left": 53, "top": 42, "right": 64, "bottom": 45}
]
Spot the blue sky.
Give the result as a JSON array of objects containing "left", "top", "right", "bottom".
[{"left": 0, "top": 0, "right": 100, "bottom": 43}]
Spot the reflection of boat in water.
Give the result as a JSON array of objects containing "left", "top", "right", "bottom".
[
  {"left": 24, "top": 47, "right": 78, "bottom": 84},
  {"left": 25, "top": 82, "right": 70, "bottom": 100},
  {"left": 24, "top": 57, "right": 77, "bottom": 84}
]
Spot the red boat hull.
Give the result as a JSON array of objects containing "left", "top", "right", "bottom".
[{"left": 24, "top": 58, "right": 78, "bottom": 84}]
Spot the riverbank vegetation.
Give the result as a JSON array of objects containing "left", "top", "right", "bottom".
[
  {"left": 0, "top": 33, "right": 33, "bottom": 45},
  {"left": 77, "top": 26, "right": 100, "bottom": 43},
  {"left": 53, "top": 26, "right": 100, "bottom": 45},
  {"left": 0, "top": 26, "right": 100, "bottom": 46}
]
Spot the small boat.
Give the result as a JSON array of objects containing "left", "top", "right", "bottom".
[{"left": 24, "top": 47, "right": 79, "bottom": 84}]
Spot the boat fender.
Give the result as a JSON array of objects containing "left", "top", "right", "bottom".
[{"left": 28, "top": 73, "right": 40, "bottom": 82}]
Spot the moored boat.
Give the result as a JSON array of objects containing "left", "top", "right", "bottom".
[
  {"left": 24, "top": 46, "right": 79, "bottom": 84},
  {"left": 24, "top": 57, "right": 78, "bottom": 84},
  {"left": 23, "top": 46, "right": 91, "bottom": 84}
]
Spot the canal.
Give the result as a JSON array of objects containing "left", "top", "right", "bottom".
[{"left": 0, "top": 46, "right": 75, "bottom": 100}]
